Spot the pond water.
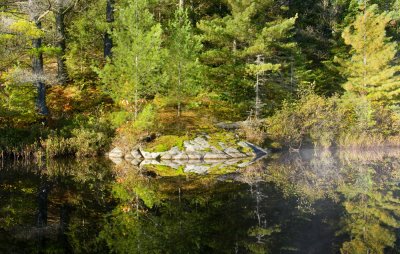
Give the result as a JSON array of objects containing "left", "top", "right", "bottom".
[{"left": 1, "top": 149, "right": 400, "bottom": 253}]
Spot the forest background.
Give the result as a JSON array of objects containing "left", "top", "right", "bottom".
[{"left": 0, "top": 0, "right": 400, "bottom": 157}]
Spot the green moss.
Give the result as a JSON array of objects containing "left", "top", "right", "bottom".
[
  {"left": 208, "top": 132, "right": 238, "bottom": 150},
  {"left": 238, "top": 145, "right": 252, "bottom": 154},
  {"left": 146, "top": 135, "right": 189, "bottom": 152},
  {"left": 144, "top": 164, "right": 186, "bottom": 177},
  {"left": 208, "top": 163, "right": 241, "bottom": 174}
]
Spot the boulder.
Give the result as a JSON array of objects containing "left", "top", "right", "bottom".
[
  {"left": 131, "top": 149, "right": 144, "bottom": 159},
  {"left": 109, "top": 157, "right": 123, "bottom": 164},
  {"left": 224, "top": 147, "right": 248, "bottom": 158},
  {"left": 218, "top": 142, "right": 227, "bottom": 150},
  {"left": 109, "top": 147, "right": 124, "bottom": 158},
  {"left": 203, "top": 152, "right": 230, "bottom": 160},
  {"left": 140, "top": 150, "right": 162, "bottom": 160},
  {"left": 187, "top": 152, "right": 203, "bottom": 160},
  {"left": 161, "top": 153, "right": 173, "bottom": 160},
  {"left": 192, "top": 137, "right": 210, "bottom": 149},
  {"left": 161, "top": 146, "right": 181, "bottom": 160},
  {"left": 224, "top": 158, "right": 243, "bottom": 165},
  {"left": 184, "top": 165, "right": 209, "bottom": 174},
  {"left": 140, "top": 160, "right": 161, "bottom": 166},
  {"left": 130, "top": 159, "right": 142, "bottom": 166},
  {"left": 173, "top": 152, "right": 189, "bottom": 160},
  {"left": 159, "top": 161, "right": 181, "bottom": 169},
  {"left": 237, "top": 141, "right": 256, "bottom": 156},
  {"left": 124, "top": 153, "right": 134, "bottom": 160}
]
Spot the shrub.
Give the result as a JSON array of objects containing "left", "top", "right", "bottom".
[
  {"left": 265, "top": 89, "right": 400, "bottom": 149},
  {"left": 238, "top": 119, "right": 267, "bottom": 146},
  {"left": 70, "top": 128, "right": 110, "bottom": 157},
  {"left": 108, "top": 111, "right": 132, "bottom": 128},
  {"left": 132, "top": 104, "right": 157, "bottom": 133},
  {"left": 41, "top": 113, "right": 114, "bottom": 158}
]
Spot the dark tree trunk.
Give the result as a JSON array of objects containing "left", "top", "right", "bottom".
[
  {"left": 104, "top": 0, "right": 114, "bottom": 58},
  {"left": 59, "top": 203, "right": 72, "bottom": 252},
  {"left": 55, "top": 10, "right": 68, "bottom": 84},
  {"left": 32, "top": 20, "right": 49, "bottom": 116},
  {"left": 36, "top": 177, "right": 49, "bottom": 227}
]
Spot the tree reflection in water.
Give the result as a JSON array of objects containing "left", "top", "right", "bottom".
[{"left": 1, "top": 149, "right": 400, "bottom": 253}]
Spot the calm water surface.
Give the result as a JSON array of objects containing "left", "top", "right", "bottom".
[{"left": 1, "top": 149, "right": 400, "bottom": 253}]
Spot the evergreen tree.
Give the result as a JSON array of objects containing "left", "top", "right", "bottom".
[
  {"left": 165, "top": 6, "right": 202, "bottom": 116},
  {"left": 99, "top": 0, "right": 164, "bottom": 118},
  {"left": 66, "top": 0, "right": 106, "bottom": 82},
  {"left": 198, "top": 0, "right": 298, "bottom": 118},
  {"left": 336, "top": 5, "right": 400, "bottom": 105}
]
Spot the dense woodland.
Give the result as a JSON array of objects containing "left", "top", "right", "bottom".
[{"left": 0, "top": 0, "right": 400, "bottom": 157}]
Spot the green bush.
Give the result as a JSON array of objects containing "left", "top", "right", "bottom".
[
  {"left": 41, "top": 113, "right": 115, "bottom": 158},
  {"left": 132, "top": 104, "right": 157, "bottom": 133},
  {"left": 70, "top": 128, "right": 110, "bottom": 157},
  {"left": 266, "top": 89, "right": 400, "bottom": 149},
  {"left": 108, "top": 111, "right": 132, "bottom": 128}
]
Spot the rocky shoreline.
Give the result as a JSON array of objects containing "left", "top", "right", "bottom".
[{"left": 107, "top": 136, "right": 268, "bottom": 166}]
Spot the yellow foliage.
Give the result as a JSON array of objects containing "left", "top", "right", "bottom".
[{"left": 9, "top": 20, "right": 44, "bottom": 39}]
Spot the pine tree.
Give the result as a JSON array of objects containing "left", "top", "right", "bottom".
[
  {"left": 198, "top": 0, "right": 298, "bottom": 118},
  {"left": 336, "top": 5, "right": 400, "bottom": 105},
  {"left": 99, "top": 0, "right": 164, "bottom": 119},
  {"left": 165, "top": 6, "right": 202, "bottom": 116}
]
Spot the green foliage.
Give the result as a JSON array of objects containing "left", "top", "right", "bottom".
[
  {"left": 164, "top": 7, "right": 203, "bottom": 115},
  {"left": 132, "top": 104, "right": 157, "bottom": 133},
  {"left": 0, "top": 68, "right": 38, "bottom": 127},
  {"left": 108, "top": 111, "right": 132, "bottom": 128},
  {"left": 208, "top": 131, "right": 237, "bottom": 149},
  {"left": 41, "top": 114, "right": 114, "bottom": 158},
  {"left": 146, "top": 135, "right": 189, "bottom": 152},
  {"left": 99, "top": 0, "right": 164, "bottom": 113},
  {"left": 8, "top": 20, "right": 44, "bottom": 39},
  {"left": 198, "top": 0, "right": 298, "bottom": 117},
  {"left": 266, "top": 87, "right": 400, "bottom": 149},
  {"left": 336, "top": 5, "right": 400, "bottom": 105},
  {"left": 66, "top": 0, "right": 106, "bottom": 83}
]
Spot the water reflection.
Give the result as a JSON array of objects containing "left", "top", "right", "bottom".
[
  {"left": 0, "top": 159, "right": 115, "bottom": 253},
  {"left": 1, "top": 149, "right": 400, "bottom": 253}
]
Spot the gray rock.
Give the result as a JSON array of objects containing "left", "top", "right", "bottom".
[
  {"left": 193, "top": 137, "right": 210, "bottom": 148},
  {"left": 183, "top": 141, "right": 198, "bottom": 152},
  {"left": 224, "top": 158, "right": 243, "bottom": 165},
  {"left": 131, "top": 159, "right": 142, "bottom": 166},
  {"left": 238, "top": 161, "right": 251, "bottom": 168},
  {"left": 160, "top": 146, "right": 181, "bottom": 160},
  {"left": 203, "top": 152, "right": 230, "bottom": 160},
  {"left": 237, "top": 141, "right": 256, "bottom": 156},
  {"left": 131, "top": 149, "right": 143, "bottom": 159},
  {"left": 140, "top": 160, "right": 161, "bottom": 166},
  {"left": 109, "top": 147, "right": 124, "bottom": 158},
  {"left": 159, "top": 161, "right": 181, "bottom": 169},
  {"left": 161, "top": 153, "right": 173, "bottom": 160},
  {"left": 184, "top": 165, "right": 209, "bottom": 174},
  {"left": 173, "top": 152, "right": 189, "bottom": 160},
  {"left": 109, "top": 156, "right": 123, "bottom": 164},
  {"left": 187, "top": 152, "right": 203, "bottom": 160},
  {"left": 215, "top": 122, "right": 241, "bottom": 130},
  {"left": 224, "top": 147, "right": 248, "bottom": 158},
  {"left": 218, "top": 142, "right": 227, "bottom": 150},
  {"left": 124, "top": 153, "right": 134, "bottom": 160},
  {"left": 224, "top": 147, "right": 241, "bottom": 154},
  {"left": 140, "top": 150, "right": 162, "bottom": 160}
]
